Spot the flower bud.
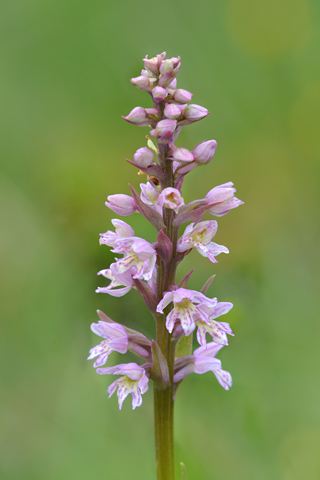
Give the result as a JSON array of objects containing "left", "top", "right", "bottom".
[
  {"left": 122, "top": 107, "right": 148, "bottom": 126},
  {"left": 167, "top": 78, "right": 177, "bottom": 90},
  {"left": 152, "top": 86, "right": 167, "bottom": 103},
  {"left": 173, "top": 89, "right": 193, "bottom": 103},
  {"left": 158, "top": 187, "right": 184, "bottom": 212},
  {"left": 133, "top": 147, "right": 154, "bottom": 168},
  {"left": 130, "top": 75, "right": 150, "bottom": 91},
  {"left": 192, "top": 140, "right": 217, "bottom": 165},
  {"left": 150, "top": 119, "right": 177, "bottom": 142},
  {"left": 105, "top": 194, "right": 136, "bottom": 216},
  {"left": 182, "top": 104, "right": 209, "bottom": 123},
  {"left": 164, "top": 103, "right": 183, "bottom": 119},
  {"left": 171, "top": 147, "right": 194, "bottom": 163},
  {"left": 142, "top": 52, "right": 166, "bottom": 75},
  {"left": 205, "top": 183, "right": 244, "bottom": 216}
]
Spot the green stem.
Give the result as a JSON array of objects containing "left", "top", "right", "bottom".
[{"left": 153, "top": 99, "right": 178, "bottom": 480}]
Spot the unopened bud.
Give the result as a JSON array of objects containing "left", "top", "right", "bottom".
[
  {"left": 183, "top": 104, "right": 209, "bottom": 123},
  {"left": 130, "top": 75, "right": 150, "bottom": 91},
  {"left": 173, "top": 89, "right": 193, "bottom": 103},
  {"left": 105, "top": 194, "right": 136, "bottom": 216},
  {"left": 192, "top": 140, "right": 217, "bottom": 165},
  {"left": 164, "top": 103, "right": 183, "bottom": 119},
  {"left": 171, "top": 147, "right": 195, "bottom": 163},
  {"left": 133, "top": 147, "right": 154, "bottom": 168},
  {"left": 152, "top": 86, "right": 167, "bottom": 103},
  {"left": 122, "top": 107, "right": 148, "bottom": 126},
  {"left": 150, "top": 119, "right": 177, "bottom": 142},
  {"left": 205, "top": 183, "right": 244, "bottom": 216}
]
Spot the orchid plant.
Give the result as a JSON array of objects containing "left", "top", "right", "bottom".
[{"left": 88, "top": 52, "right": 243, "bottom": 480}]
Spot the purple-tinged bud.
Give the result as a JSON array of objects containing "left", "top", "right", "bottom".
[
  {"left": 159, "top": 57, "right": 180, "bottom": 74},
  {"left": 158, "top": 187, "right": 184, "bottom": 212},
  {"left": 205, "top": 182, "right": 244, "bottom": 216},
  {"left": 152, "top": 86, "right": 167, "bottom": 103},
  {"left": 158, "top": 57, "right": 181, "bottom": 87},
  {"left": 157, "top": 230, "right": 173, "bottom": 264},
  {"left": 122, "top": 106, "right": 148, "bottom": 126},
  {"left": 143, "top": 52, "right": 166, "bottom": 75},
  {"left": 168, "top": 78, "right": 177, "bottom": 90},
  {"left": 171, "top": 147, "right": 195, "bottom": 163},
  {"left": 150, "top": 119, "right": 177, "bottom": 142},
  {"left": 130, "top": 75, "right": 150, "bottom": 91},
  {"left": 164, "top": 103, "right": 183, "bottom": 119},
  {"left": 133, "top": 147, "right": 154, "bottom": 168},
  {"left": 105, "top": 194, "right": 136, "bottom": 216},
  {"left": 192, "top": 140, "right": 217, "bottom": 165},
  {"left": 182, "top": 104, "right": 209, "bottom": 123},
  {"left": 173, "top": 89, "right": 193, "bottom": 103},
  {"left": 145, "top": 108, "right": 159, "bottom": 116}
]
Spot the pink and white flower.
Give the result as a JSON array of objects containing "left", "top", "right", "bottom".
[
  {"left": 112, "top": 237, "right": 157, "bottom": 281},
  {"left": 105, "top": 194, "right": 136, "bottom": 216},
  {"left": 97, "top": 362, "right": 149, "bottom": 410},
  {"left": 99, "top": 219, "right": 135, "bottom": 247},
  {"left": 87, "top": 321, "right": 128, "bottom": 368},
  {"left": 95, "top": 264, "right": 134, "bottom": 297},
  {"left": 177, "top": 220, "right": 229, "bottom": 263},
  {"left": 173, "top": 342, "right": 232, "bottom": 390},
  {"left": 158, "top": 188, "right": 184, "bottom": 213},
  {"left": 205, "top": 182, "right": 244, "bottom": 216},
  {"left": 196, "top": 301, "right": 234, "bottom": 346},
  {"left": 156, "top": 287, "right": 217, "bottom": 336}
]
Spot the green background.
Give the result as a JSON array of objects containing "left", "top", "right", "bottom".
[{"left": 1, "top": 0, "right": 320, "bottom": 479}]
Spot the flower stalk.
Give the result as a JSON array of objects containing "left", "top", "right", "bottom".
[{"left": 87, "top": 52, "right": 243, "bottom": 480}]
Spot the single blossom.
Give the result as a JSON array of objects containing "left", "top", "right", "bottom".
[
  {"left": 181, "top": 104, "right": 209, "bottom": 124},
  {"left": 133, "top": 147, "right": 154, "bottom": 168},
  {"left": 173, "top": 89, "right": 193, "bottom": 103},
  {"left": 158, "top": 187, "right": 184, "bottom": 213},
  {"left": 177, "top": 220, "right": 229, "bottom": 263},
  {"left": 164, "top": 103, "right": 184, "bottom": 119},
  {"left": 99, "top": 219, "right": 135, "bottom": 247},
  {"left": 152, "top": 86, "right": 168, "bottom": 103},
  {"left": 97, "top": 362, "right": 149, "bottom": 410},
  {"left": 205, "top": 182, "right": 244, "bottom": 216},
  {"left": 150, "top": 119, "right": 177, "bottom": 143},
  {"left": 140, "top": 181, "right": 160, "bottom": 207},
  {"left": 130, "top": 75, "right": 151, "bottom": 91},
  {"left": 173, "top": 343, "right": 232, "bottom": 390},
  {"left": 196, "top": 301, "right": 234, "bottom": 346},
  {"left": 105, "top": 194, "right": 136, "bottom": 216},
  {"left": 192, "top": 140, "right": 217, "bottom": 165},
  {"left": 87, "top": 321, "right": 128, "bottom": 368},
  {"left": 156, "top": 287, "right": 217, "bottom": 336},
  {"left": 111, "top": 237, "right": 157, "bottom": 281},
  {"left": 95, "top": 264, "right": 134, "bottom": 297}
]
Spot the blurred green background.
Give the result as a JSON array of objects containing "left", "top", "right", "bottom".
[{"left": 1, "top": 0, "right": 320, "bottom": 479}]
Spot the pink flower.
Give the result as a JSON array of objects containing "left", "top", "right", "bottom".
[
  {"left": 196, "top": 301, "right": 234, "bottom": 346},
  {"left": 158, "top": 188, "right": 185, "bottom": 213},
  {"left": 95, "top": 264, "right": 134, "bottom": 297},
  {"left": 97, "top": 362, "right": 149, "bottom": 410},
  {"left": 193, "top": 343, "right": 232, "bottom": 390},
  {"left": 87, "top": 321, "right": 128, "bottom": 368},
  {"left": 112, "top": 237, "right": 157, "bottom": 281},
  {"left": 105, "top": 194, "right": 136, "bottom": 216},
  {"left": 177, "top": 220, "right": 229, "bottom": 263},
  {"left": 173, "top": 343, "right": 232, "bottom": 390},
  {"left": 205, "top": 182, "right": 244, "bottom": 216},
  {"left": 192, "top": 140, "right": 217, "bottom": 165},
  {"left": 156, "top": 287, "right": 217, "bottom": 336},
  {"left": 133, "top": 147, "right": 154, "bottom": 168},
  {"left": 99, "top": 219, "right": 135, "bottom": 247}
]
